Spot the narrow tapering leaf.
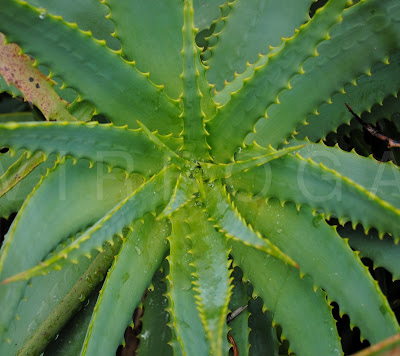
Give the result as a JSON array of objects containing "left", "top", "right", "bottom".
[
  {"left": 0, "top": 121, "right": 180, "bottom": 176},
  {"left": 207, "top": 0, "right": 348, "bottom": 162},
  {"left": 230, "top": 239, "right": 342, "bottom": 356},
  {"left": 167, "top": 208, "right": 210, "bottom": 355},
  {"left": 4, "top": 166, "right": 178, "bottom": 283},
  {"left": 234, "top": 194, "right": 399, "bottom": 343},
  {"left": 0, "top": 0, "right": 182, "bottom": 133},
  {"left": 186, "top": 205, "right": 231, "bottom": 356},
  {"left": 204, "top": 181, "right": 298, "bottom": 268},
  {"left": 81, "top": 215, "right": 170, "bottom": 355},
  {"left": 0, "top": 159, "right": 141, "bottom": 345},
  {"left": 180, "top": 0, "right": 210, "bottom": 160}
]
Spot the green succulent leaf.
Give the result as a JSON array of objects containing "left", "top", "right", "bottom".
[
  {"left": 105, "top": 0, "right": 183, "bottom": 100},
  {"left": 231, "top": 145, "right": 400, "bottom": 238},
  {"left": 0, "top": 150, "right": 55, "bottom": 219},
  {"left": 204, "top": 181, "right": 298, "bottom": 268},
  {"left": 26, "top": 0, "right": 119, "bottom": 49},
  {"left": 297, "top": 51, "right": 400, "bottom": 142},
  {"left": 0, "top": 158, "right": 142, "bottom": 345},
  {"left": 234, "top": 194, "right": 399, "bottom": 343},
  {"left": 5, "top": 166, "right": 178, "bottom": 283},
  {"left": 0, "top": 151, "right": 45, "bottom": 199},
  {"left": 81, "top": 214, "right": 170, "bottom": 355},
  {"left": 137, "top": 268, "right": 172, "bottom": 356},
  {"left": 290, "top": 140, "right": 400, "bottom": 213},
  {"left": 186, "top": 205, "right": 231, "bottom": 356},
  {"left": 205, "top": 0, "right": 313, "bottom": 91},
  {"left": 339, "top": 226, "right": 400, "bottom": 281},
  {"left": 251, "top": 0, "right": 400, "bottom": 147},
  {"left": 0, "top": 121, "right": 181, "bottom": 176},
  {"left": 181, "top": 0, "right": 210, "bottom": 160},
  {"left": 202, "top": 144, "right": 303, "bottom": 180},
  {"left": 167, "top": 208, "right": 210, "bottom": 355},
  {"left": 230, "top": 238, "right": 342, "bottom": 356},
  {"left": 207, "top": 0, "right": 349, "bottom": 162},
  {"left": 0, "top": 0, "right": 182, "bottom": 134},
  {"left": 0, "top": 0, "right": 399, "bottom": 354}
]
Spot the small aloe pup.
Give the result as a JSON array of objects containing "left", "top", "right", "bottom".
[{"left": 0, "top": 0, "right": 400, "bottom": 355}]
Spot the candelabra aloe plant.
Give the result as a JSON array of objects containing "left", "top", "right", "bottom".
[{"left": 0, "top": 0, "right": 399, "bottom": 355}]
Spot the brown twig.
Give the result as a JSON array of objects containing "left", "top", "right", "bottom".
[
  {"left": 345, "top": 103, "right": 400, "bottom": 148},
  {"left": 227, "top": 332, "right": 239, "bottom": 356}
]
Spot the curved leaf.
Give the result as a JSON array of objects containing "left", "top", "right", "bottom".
[
  {"left": 0, "top": 151, "right": 44, "bottom": 199},
  {"left": 181, "top": 0, "right": 210, "bottom": 160},
  {"left": 0, "top": 0, "right": 182, "bottom": 134},
  {"left": 26, "top": 0, "right": 119, "bottom": 49},
  {"left": 0, "top": 159, "right": 141, "bottom": 345},
  {"left": 290, "top": 140, "right": 400, "bottom": 212},
  {"left": 186, "top": 205, "right": 231, "bottom": 356},
  {"left": 297, "top": 51, "right": 400, "bottom": 141},
  {"left": 234, "top": 195, "right": 399, "bottom": 343},
  {"left": 0, "top": 150, "right": 54, "bottom": 219},
  {"left": 81, "top": 215, "right": 170, "bottom": 355},
  {"left": 339, "top": 226, "right": 400, "bottom": 281},
  {"left": 230, "top": 146, "right": 400, "bottom": 238},
  {"left": 0, "top": 121, "right": 180, "bottom": 176},
  {"left": 207, "top": 0, "right": 348, "bottom": 162},
  {"left": 105, "top": 0, "right": 183, "bottom": 99},
  {"left": 204, "top": 182, "right": 298, "bottom": 268},
  {"left": 137, "top": 269, "right": 172, "bottom": 356},
  {"left": 5, "top": 166, "right": 178, "bottom": 282},
  {"left": 230, "top": 239, "right": 342, "bottom": 356},
  {"left": 251, "top": 0, "right": 400, "bottom": 147},
  {"left": 167, "top": 208, "right": 210, "bottom": 355},
  {"left": 205, "top": 0, "right": 313, "bottom": 91}
]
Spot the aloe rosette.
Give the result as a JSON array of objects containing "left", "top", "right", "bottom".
[{"left": 0, "top": 0, "right": 399, "bottom": 355}]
